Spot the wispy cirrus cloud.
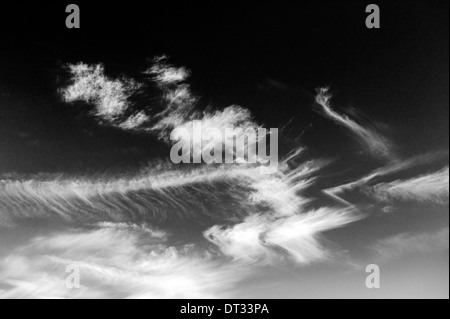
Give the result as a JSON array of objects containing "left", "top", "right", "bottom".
[
  {"left": 118, "top": 111, "right": 150, "bottom": 130},
  {"left": 0, "top": 223, "right": 246, "bottom": 299},
  {"left": 146, "top": 56, "right": 199, "bottom": 135},
  {"left": 366, "top": 167, "right": 449, "bottom": 204},
  {"left": 145, "top": 56, "right": 270, "bottom": 165},
  {"left": 204, "top": 158, "right": 361, "bottom": 265},
  {"left": 0, "top": 165, "right": 258, "bottom": 226},
  {"left": 323, "top": 151, "right": 449, "bottom": 207},
  {"left": 0, "top": 150, "right": 361, "bottom": 270},
  {"left": 60, "top": 57, "right": 199, "bottom": 133},
  {"left": 59, "top": 57, "right": 268, "bottom": 166},
  {"left": 170, "top": 106, "right": 268, "bottom": 164},
  {"left": 146, "top": 55, "right": 191, "bottom": 85},
  {"left": 205, "top": 207, "right": 360, "bottom": 265},
  {"left": 0, "top": 149, "right": 364, "bottom": 298},
  {"left": 315, "top": 88, "right": 395, "bottom": 160},
  {"left": 60, "top": 56, "right": 282, "bottom": 172}
]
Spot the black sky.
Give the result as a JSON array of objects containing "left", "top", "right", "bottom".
[{"left": 0, "top": 0, "right": 448, "bottom": 174}]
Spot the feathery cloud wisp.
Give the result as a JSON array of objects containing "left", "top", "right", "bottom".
[
  {"left": 367, "top": 167, "right": 449, "bottom": 204},
  {"left": 315, "top": 88, "right": 394, "bottom": 160},
  {"left": 323, "top": 152, "right": 449, "bottom": 207},
  {"left": 205, "top": 207, "right": 360, "bottom": 265}
]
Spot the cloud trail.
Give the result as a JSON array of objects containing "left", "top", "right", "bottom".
[
  {"left": 367, "top": 167, "right": 449, "bottom": 204},
  {"left": 206, "top": 207, "right": 360, "bottom": 265},
  {"left": 0, "top": 149, "right": 363, "bottom": 298},
  {"left": 0, "top": 150, "right": 361, "bottom": 269},
  {"left": 0, "top": 165, "right": 258, "bottom": 225},
  {"left": 146, "top": 55, "right": 192, "bottom": 85},
  {"left": 315, "top": 88, "right": 394, "bottom": 160},
  {"left": 323, "top": 151, "right": 449, "bottom": 207}
]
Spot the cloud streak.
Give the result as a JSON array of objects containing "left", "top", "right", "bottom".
[
  {"left": 367, "top": 167, "right": 449, "bottom": 204},
  {"left": 323, "top": 152, "right": 449, "bottom": 207},
  {"left": 315, "top": 88, "right": 394, "bottom": 160},
  {"left": 205, "top": 207, "right": 360, "bottom": 265}
]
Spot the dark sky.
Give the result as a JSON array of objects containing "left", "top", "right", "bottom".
[{"left": 0, "top": 0, "right": 448, "bottom": 174}]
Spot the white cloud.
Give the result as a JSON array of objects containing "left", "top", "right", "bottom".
[
  {"left": 118, "top": 112, "right": 149, "bottom": 130},
  {"left": 170, "top": 105, "right": 264, "bottom": 163},
  {"left": 323, "top": 151, "right": 449, "bottom": 206},
  {"left": 1, "top": 165, "right": 255, "bottom": 225},
  {"left": 315, "top": 88, "right": 394, "bottom": 160},
  {"left": 146, "top": 55, "right": 191, "bottom": 85},
  {"left": 204, "top": 158, "right": 360, "bottom": 265},
  {"left": 0, "top": 155, "right": 364, "bottom": 297},
  {"left": 0, "top": 223, "right": 245, "bottom": 299},
  {"left": 205, "top": 216, "right": 275, "bottom": 264},
  {"left": 266, "top": 208, "right": 360, "bottom": 264},
  {"left": 0, "top": 157, "right": 320, "bottom": 227},
  {"left": 0, "top": 150, "right": 361, "bottom": 269},
  {"left": 205, "top": 207, "right": 360, "bottom": 265},
  {"left": 367, "top": 167, "right": 449, "bottom": 204},
  {"left": 60, "top": 59, "right": 198, "bottom": 133},
  {"left": 59, "top": 57, "right": 268, "bottom": 161}
]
